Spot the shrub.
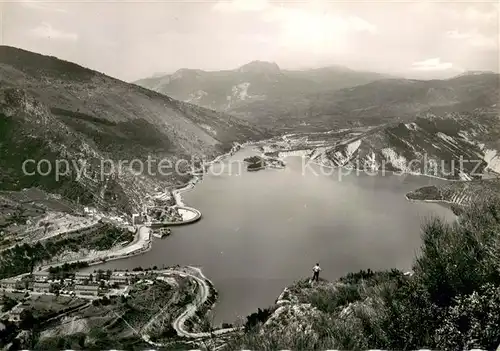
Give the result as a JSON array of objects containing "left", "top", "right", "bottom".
[
  {"left": 309, "top": 284, "right": 361, "bottom": 313},
  {"left": 415, "top": 200, "right": 500, "bottom": 307},
  {"left": 435, "top": 283, "right": 500, "bottom": 350},
  {"left": 244, "top": 307, "right": 273, "bottom": 331}
]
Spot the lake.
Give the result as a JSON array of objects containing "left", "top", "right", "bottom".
[{"left": 92, "top": 147, "right": 456, "bottom": 324}]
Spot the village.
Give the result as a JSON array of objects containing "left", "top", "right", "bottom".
[
  {"left": 1, "top": 269, "right": 131, "bottom": 296},
  {"left": 0, "top": 265, "right": 228, "bottom": 350},
  {"left": 132, "top": 189, "right": 202, "bottom": 231},
  {"left": 0, "top": 268, "right": 158, "bottom": 322},
  {"left": 0, "top": 186, "right": 202, "bottom": 327}
]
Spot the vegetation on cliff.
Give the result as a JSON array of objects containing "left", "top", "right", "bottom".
[
  {"left": 407, "top": 179, "right": 500, "bottom": 206},
  {"left": 226, "top": 199, "right": 500, "bottom": 350}
]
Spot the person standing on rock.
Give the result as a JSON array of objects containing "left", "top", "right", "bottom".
[{"left": 312, "top": 263, "right": 321, "bottom": 282}]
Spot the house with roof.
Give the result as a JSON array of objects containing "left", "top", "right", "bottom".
[
  {"left": 8, "top": 305, "right": 26, "bottom": 322},
  {"left": 74, "top": 272, "right": 93, "bottom": 284},
  {"left": 0, "top": 279, "right": 22, "bottom": 290},
  {"left": 33, "top": 271, "right": 50, "bottom": 282},
  {"left": 74, "top": 284, "right": 100, "bottom": 296},
  {"left": 33, "top": 282, "right": 51, "bottom": 293},
  {"left": 109, "top": 274, "right": 129, "bottom": 287}
]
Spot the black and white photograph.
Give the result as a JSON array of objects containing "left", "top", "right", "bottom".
[{"left": 0, "top": 0, "right": 499, "bottom": 349}]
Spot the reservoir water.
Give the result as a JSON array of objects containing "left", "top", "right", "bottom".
[{"left": 93, "top": 147, "right": 456, "bottom": 324}]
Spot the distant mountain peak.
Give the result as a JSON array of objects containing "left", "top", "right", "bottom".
[
  {"left": 237, "top": 60, "right": 281, "bottom": 74},
  {"left": 322, "top": 64, "right": 353, "bottom": 72},
  {"left": 454, "top": 70, "right": 496, "bottom": 78},
  {"left": 151, "top": 71, "right": 169, "bottom": 78},
  {"left": 171, "top": 68, "right": 205, "bottom": 80}
]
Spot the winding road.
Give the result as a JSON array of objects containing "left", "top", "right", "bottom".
[
  {"left": 4, "top": 226, "right": 237, "bottom": 345},
  {"left": 141, "top": 267, "right": 241, "bottom": 347},
  {"left": 2, "top": 226, "right": 234, "bottom": 339},
  {"left": 172, "top": 267, "right": 241, "bottom": 338}
]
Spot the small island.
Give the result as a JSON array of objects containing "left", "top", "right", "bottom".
[
  {"left": 153, "top": 227, "right": 171, "bottom": 239},
  {"left": 244, "top": 156, "right": 266, "bottom": 172},
  {"left": 244, "top": 155, "right": 285, "bottom": 172},
  {"left": 406, "top": 185, "right": 442, "bottom": 201}
]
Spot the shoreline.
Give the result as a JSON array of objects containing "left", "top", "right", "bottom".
[
  {"left": 404, "top": 195, "right": 460, "bottom": 207},
  {"left": 34, "top": 226, "right": 154, "bottom": 273},
  {"left": 302, "top": 157, "right": 465, "bottom": 182},
  {"left": 55, "top": 143, "right": 245, "bottom": 274},
  {"left": 5, "top": 142, "right": 461, "bottom": 277},
  {"left": 271, "top": 136, "right": 480, "bottom": 183},
  {"left": 23, "top": 143, "right": 467, "bottom": 276},
  {"left": 150, "top": 206, "right": 202, "bottom": 227},
  {"left": 172, "top": 142, "right": 245, "bottom": 207}
]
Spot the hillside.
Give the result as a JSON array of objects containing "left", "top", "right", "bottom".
[
  {"left": 249, "top": 72, "right": 500, "bottom": 180},
  {"left": 407, "top": 179, "right": 500, "bottom": 207},
  {"left": 320, "top": 105, "right": 500, "bottom": 180},
  {"left": 0, "top": 46, "right": 267, "bottom": 214},
  {"left": 134, "top": 61, "right": 391, "bottom": 129}
]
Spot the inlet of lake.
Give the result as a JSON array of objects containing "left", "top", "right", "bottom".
[{"left": 93, "top": 147, "right": 456, "bottom": 325}]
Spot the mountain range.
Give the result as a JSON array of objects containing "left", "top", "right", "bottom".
[
  {"left": 135, "top": 62, "right": 499, "bottom": 135},
  {"left": 137, "top": 60, "right": 500, "bottom": 182},
  {"left": 134, "top": 61, "right": 391, "bottom": 130}
]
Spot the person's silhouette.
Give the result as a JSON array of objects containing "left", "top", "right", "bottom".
[{"left": 312, "top": 263, "right": 321, "bottom": 282}]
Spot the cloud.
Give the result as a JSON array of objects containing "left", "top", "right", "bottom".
[
  {"left": 446, "top": 30, "right": 472, "bottom": 40},
  {"left": 469, "top": 35, "right": 497, "bottom": 50},
  {"left": 448, "top": 5, "right": 498, "bottom": 24},
  {"left": 412, "top": 58, "right": 453, "bottom": 71},
  {"left": 21, "top": 1, "right": 67, "bottom": 13},
  {"left": 213, "top": 0, "right": 376, "bottom": 34},
  {"left": 463, "top": 6, "right": 497, "bottom": 23},
  {"left": 212, "top": 0, "right": 269, "bottom": 13},
  {"left": 267, "top": 7, "right": 376, "bottom": 54},
  {"left": 212, "top": 0, "right": 376, "bottom": 55},
  {"left": 446, "top": 29, "right": 497, "bottom": 50},
  {"left": 30, "top": 23, "right": 78, "bottom": 41}
]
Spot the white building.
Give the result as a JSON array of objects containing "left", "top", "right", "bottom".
[
  {"left": 74, "top": 272, "right": 92, "bottom": 283},
  {"left": 33, "top": 282, "right": 51, "bottom": 293},
  {"left": 74, "top": 284, "right": 100, "bottom": 296},
  {"left": 109, "top": 274, "right": 129, "bottom": 286},
  {"left": 84, "top": 207, "right": 97, "bottom": 215},
  {"left": 132, "top": 213, "right": 148, "bottom": 225},
  {"left": 8, "top": 306, "right": 25, "bottom": 322},
  {"left": 0, "top": 279, "right": 20, "bottom": 290},
  {"left": 33, "top": 271, "right": 50, "bottom": 282}
]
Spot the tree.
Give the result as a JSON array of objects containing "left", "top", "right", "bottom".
[{"left": 19, "top": 309, "right": 35, "bottom": 330}]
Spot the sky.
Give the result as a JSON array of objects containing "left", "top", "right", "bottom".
[{"left": 2, "top": 0, "right": 499, "bottom": 81}]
